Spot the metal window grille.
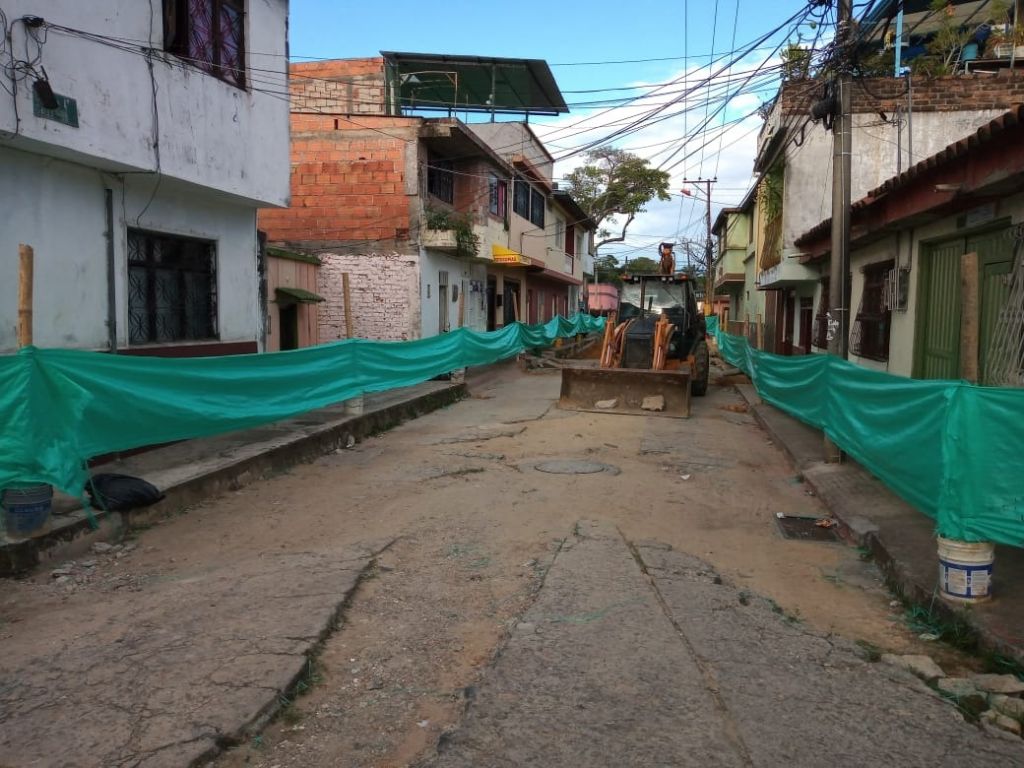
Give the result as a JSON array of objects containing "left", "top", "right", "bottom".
[
  {"left": 513, "top": 178, "right": 530, "bottom": 219},
  {"left": 851, "top": 260, "right": 894, "bottom": 361},
  {"left": 427, "top": 160, "right": 454, "bottom": 204},
  {"left": 127, "top": 229, "right": 218, "bottom": 345},
  {"left": 164, "top": 0, "right": 246, "bottom": 89},
  {"left": 529, "top": 188, "right": 545, "bottom": 229}
]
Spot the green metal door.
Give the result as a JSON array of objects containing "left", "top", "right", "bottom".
[
  {"left": 915, "top": 239, "right": 964, "bottom": 380},
  {"left": 971, "top": 228, "right": 1014, "bottom": 384}
]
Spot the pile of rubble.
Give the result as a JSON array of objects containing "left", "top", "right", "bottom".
[
  {"left": 884, "top": 654, "right": 1024, "bottom": 738},
  {"left": 46, "top": 540, "right": 148, "bottom": 594}
]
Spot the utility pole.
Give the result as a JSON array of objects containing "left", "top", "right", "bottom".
[
  {"left": 825, "top": 0, "right": 853, "bottom": 462},
  {"left": 682, "top": 178, "right": 716, "bottom": 315}
]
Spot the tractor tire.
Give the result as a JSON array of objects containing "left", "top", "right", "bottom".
[{"left": 691, "top": 338, "right": 710, "bottom": 397}]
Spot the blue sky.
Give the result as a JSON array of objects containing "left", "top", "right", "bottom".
[{"left": 288, "top": 1, "right": 824, "bottom": 262}]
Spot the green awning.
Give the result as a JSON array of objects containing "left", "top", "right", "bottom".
[{"left": 275, "top": 287, "right": 324, "bottom": 304}]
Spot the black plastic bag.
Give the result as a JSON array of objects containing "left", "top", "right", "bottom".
[{"left": 86, "top": 473, "right": 165, "bottom": 511}]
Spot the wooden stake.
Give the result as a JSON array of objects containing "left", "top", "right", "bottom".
[
  {"left": 342, "top": 272, "right": 353, "bottom": 339},
  {"left": 756, "top": 313, "right": 764, "bottom": 350},
  {"left": 960, "top": 252, "right": 979, "bottom": 383},
  {"left": 18, "top": 244, "right": 33, "bottom": 348},
  {"left": 457, "top": 282, "right": 465, "bottom": 328}
]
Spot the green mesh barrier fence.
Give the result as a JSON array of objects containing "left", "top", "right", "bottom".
[
  {"left": 705, "top": 316, "right": 719, "bottom": 337},
  {"left": 715, "top": 330, "right": 1024, "bottom": 546},
  {"left": 0, "top": 314, "right": 604, "bottom": 502}
]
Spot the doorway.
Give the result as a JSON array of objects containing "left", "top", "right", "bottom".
[
  {"left": 438, "top": 270, "right": 449, "bottom": 333},
  {"left": 279, "top": 304, "right": 299, "bottom": 351},
  {"left": 799, "top": 297, "right": 813, "bottom": 355},
  {"left": 503, "top": 279, "right": 520, "bottom": 325},
  {"left": 914, "top": 225, "right": 1014, "bottom": 381},
  {"left": 486, "top": 278, "right": 497, "bottom": 331}
]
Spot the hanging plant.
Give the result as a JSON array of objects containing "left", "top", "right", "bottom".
[{"left": 424, "top": 206, "right": 481, "bottom": 260}]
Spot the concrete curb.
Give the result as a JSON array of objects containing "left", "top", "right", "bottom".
[
  {"left": 1, "top": 384, "right": 465, "bottom": 576},
  {"left": 734, "top": 383, "right": 1024, "bottom": 667}
]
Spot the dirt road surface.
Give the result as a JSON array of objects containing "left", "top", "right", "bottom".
[{"left": 1, "top": 360, "right": 1018, "bottom": 767}]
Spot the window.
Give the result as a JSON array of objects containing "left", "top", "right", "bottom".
[
  {"left": 851, "top": 260, "right": 894, "bottom": 361},
  {"left": 163, "top": 0, "right": 246, "bottom": 89},
  {"left": 128, "top": 229, "right": 218, "bottom": 344},
  {"left": 513, "top": 178, "right": 531, "bottom": 219},
  {"left": 512, "top": 177, "right": 546, "bottom": 228},
  {"left": 427, "top": 159, "right": 454, "bottom": 204},
  {"left": 530, "top": 188, "right": 545, "bottom": 229},
  {"left": 488, "top": 175, "right": 507, "bottom": 218}
]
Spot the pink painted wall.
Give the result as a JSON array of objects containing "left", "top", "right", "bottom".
[{"left": 587, "top": 283, "right": 619, "bottom": 313}]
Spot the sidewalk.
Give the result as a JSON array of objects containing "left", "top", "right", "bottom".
[
  {"left": 732, "top": 379, "right": 1024, "bottom": 666},
  {"left": 1, "top": 378, "right": 466, "bottom": 576}
]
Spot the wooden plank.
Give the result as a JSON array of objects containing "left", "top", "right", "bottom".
[
  {"left": 18, "top": 244, "right": 33, "bottom": 347},
  {"left": 960, "top": 251, "right": 979, "bottom": 383},
  {"left": 342, "top": 272, "right": 353, "bottom": 338}
]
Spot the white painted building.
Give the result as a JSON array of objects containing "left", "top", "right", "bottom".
[{"left": 0, "top": 0, "right": 290, "bottom": 355}]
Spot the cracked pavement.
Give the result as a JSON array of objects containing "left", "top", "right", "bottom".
[
  {"left": 422, "top": 522, "right": 1023, "bottom": 767},
  {"left": 4, "top": 362, "right": 1022, "bottom": 767},
  {"left": 0, "top": 549, "right": 379, "bottom": 767}
]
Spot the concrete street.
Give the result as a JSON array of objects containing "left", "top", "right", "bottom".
[{"left": 1, "top": 361, "right": 1021, "bottom": 767}]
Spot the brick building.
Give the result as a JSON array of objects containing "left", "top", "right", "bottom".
[{"left": 258, "top": 52, "right": 592, "bottom": 341}]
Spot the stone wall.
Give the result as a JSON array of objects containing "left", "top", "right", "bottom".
[{"left": 318, "top": 252, "right": 421, "bottom": 341}]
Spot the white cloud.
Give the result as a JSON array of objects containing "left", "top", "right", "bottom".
[{"left": 529, "top": 55, "right": 781, "bottom": 263}]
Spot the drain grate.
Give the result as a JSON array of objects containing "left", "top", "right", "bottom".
[{"left": 775, "top": 514, "right": 841, "bottom": 542}]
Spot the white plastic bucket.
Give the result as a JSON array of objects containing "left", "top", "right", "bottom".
[
  {"left": 938, "top": 537, "right": 994, "bottom": 603},
  {"left": 343, "top": 395, "right": 364, "bottom": 416}
]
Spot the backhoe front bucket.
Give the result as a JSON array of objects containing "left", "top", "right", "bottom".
[{"left": 558, "top": 366, "right": 692, "bottom": 418}]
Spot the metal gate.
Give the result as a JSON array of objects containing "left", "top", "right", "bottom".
[{"left": 914, "top": 226, "right": 1014, "bottom": 381}]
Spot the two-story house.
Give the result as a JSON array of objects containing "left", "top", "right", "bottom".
[
  {"left": 750, "top": 72, "right": 1024, "bottom": 357},
  {"left": 258, "top": 52, "right": 592, "bottom": 340},
  {"left": 0, "top": 0, "right": 291, "bottom": 355}
]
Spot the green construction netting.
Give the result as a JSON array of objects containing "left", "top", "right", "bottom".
[
  {"left": 0, "top": 314, "right": 604, "bottom": 502},
  {"left": 714, "top": 330, "right": 1024, "bottom": 547}
]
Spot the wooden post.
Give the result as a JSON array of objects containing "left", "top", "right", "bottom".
[
  {"left": 756, "top": 313, "right": 764, "bottom": 350},
  {"left": 457, "top": 281, "right": 465, "bottom": 328},
  {"left": 512, "top": 291, "right": 520, "bottom": 322},
  {"left": 18, "top": 244, "right": 33, "bottom": 347},
  {"left": 961, "top": 252, "right": 980, "bottom": 383},
  {"left": 342, "top": 272, "right": 354, "bottom": 339}
]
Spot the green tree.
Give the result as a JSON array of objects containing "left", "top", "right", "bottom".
[
  {"left": 593, "top": 253, "right": 622, "bottom": 284},
  {"left": 624, "top": 256, "right": 659, "bottom": 274},
  {"left": 565, "top": 148, "right": 671, "bottom": 249}
]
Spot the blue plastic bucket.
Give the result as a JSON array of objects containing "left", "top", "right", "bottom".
[
  {"left": 938, "top": 537, "right": 994, "bottom": 603},
  {"left": 1, "top": 484, "right": 53, "bottom": 537}
]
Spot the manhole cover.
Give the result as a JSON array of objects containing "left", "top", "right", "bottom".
[
  {"left": 775, "top": 515, "right": 841, "bottom": 542},
  {"left": 533, "top": 460, "right": 619, "bottom": 475}
]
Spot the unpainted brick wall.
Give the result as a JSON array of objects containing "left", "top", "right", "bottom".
[
  {"left": 256, "top": 114, "right": 417, "bottom": 244},
  {"left": 318, "top": 251, "right": 421, "bottom": 341},
  {"left": 780, "top": 72, "right": 1024, "bottom": 115},
  {"left": 290, "top": 58, "right": 388, "bottom": 115}
]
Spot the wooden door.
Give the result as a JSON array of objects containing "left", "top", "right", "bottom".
[{"left": 971, "top": 228, "right": 1014, "bottom": 384}]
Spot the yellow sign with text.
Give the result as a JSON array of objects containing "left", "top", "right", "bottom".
[{"left": 491, "top": 244, "right": 530, "bottom": 266}]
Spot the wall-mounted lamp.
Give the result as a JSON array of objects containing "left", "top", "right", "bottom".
[{"left": 934, "top": 183, "right": 963, "bottom": 193}]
